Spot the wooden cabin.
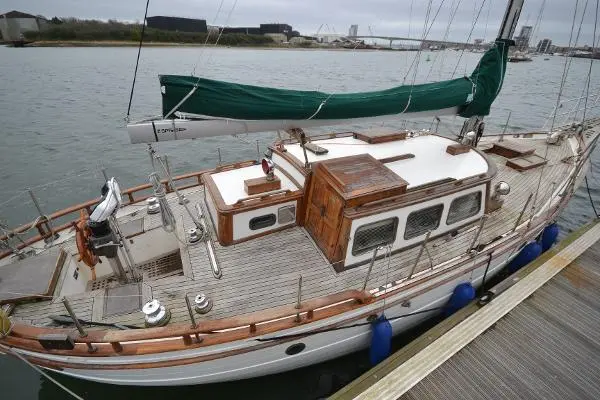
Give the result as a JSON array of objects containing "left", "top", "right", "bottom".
[{"left": 203, "top": 129, "right": 497, "bottom": 271}]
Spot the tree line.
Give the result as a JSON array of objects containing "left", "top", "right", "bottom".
[{"left": 24, "top": 18, "right": 274, "bottom": 46}]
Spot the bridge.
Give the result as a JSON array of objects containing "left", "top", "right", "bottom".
[{"left": 346, "top": 35, "right": 475, "bottom": 49}]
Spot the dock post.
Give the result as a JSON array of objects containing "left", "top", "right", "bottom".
[
  {"left": 27, "top": 188, "right": 58, "bottom": 241},
  {"left": 184, "top": 294, "right": 202, "bottom": 343},
  {"left": 513, "top": 193, "right": 533, "bottom": 232},
  {"left": 409, "top": 231, "right": 431, "bottom": 279},
  {"left": 62, "top": 297, "right": 97, "bottom": 353},
  {"left": 217, "top": 148, "right": 222, "bottom": 166}
]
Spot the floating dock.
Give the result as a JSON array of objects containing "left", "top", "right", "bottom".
[{"left": 331, "top": 220, "right": 600, "bottom": 400}]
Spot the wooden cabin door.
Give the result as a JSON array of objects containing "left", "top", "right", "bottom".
[{"left": 306, "top": 179, "right": 343, "bottom": 258}]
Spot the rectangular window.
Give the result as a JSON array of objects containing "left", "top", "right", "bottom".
[
  {"left": 404, "top": 204, "right": 444, "bottom": 240},
  {"left": 278, "top": 205, "right": 296, "bottom": 224},
  {"left": 446, "top": 192, "right": 482, "bottom": 225},
  {"left": 352, "top": 217, "right": 398, "bottom": 256},
  {"left": 249, "top": 214, "right": 276, "bottom": 230}
]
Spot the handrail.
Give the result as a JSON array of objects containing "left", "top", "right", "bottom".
[
  {"left": 0, "top": 169, "right": 207, "bottom": 260},
  {"left": 6, "top": 290, "right": 371, "bottom": 346}
]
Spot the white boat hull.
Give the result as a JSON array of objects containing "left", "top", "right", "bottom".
[{"left": 18, "top": 246, "right": 515, "bottom": 386}]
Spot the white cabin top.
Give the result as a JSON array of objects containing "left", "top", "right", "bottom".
[
  {"left": 211, "top": 164, "right": 300, "bottom": 205},
  {"left": 284, "top": 135, "right": 489, "bottom": 188}
]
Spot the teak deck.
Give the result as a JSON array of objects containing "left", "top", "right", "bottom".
[{"left": 4, "top": 130, "right": 593, "bottom": 330}]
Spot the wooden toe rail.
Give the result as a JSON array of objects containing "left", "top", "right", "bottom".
[{"left": 3, "top": 290, "right": 373, "bottom": 358}]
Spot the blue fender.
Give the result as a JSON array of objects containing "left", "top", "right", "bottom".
[
  {"left": 445, "top": 282, "right": 476, "bottom": 316},
  {"left": 369, "top": 315, "right": 392, "bottom": 365},
  {"left": 540, "top": 223, "right": 559, "bottom": 252},
  {"left": 507, "top": 242, "right": 542, "bottom": 273}
]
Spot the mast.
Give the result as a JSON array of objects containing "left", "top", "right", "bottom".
[
  {"left": 460, "top": 0, "right": 524, "bottom": 143},
  {"left": 497, "top": 0, "right": 525, "bottom": 40}
]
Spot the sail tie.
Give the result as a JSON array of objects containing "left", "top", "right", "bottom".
[{"left": 307, "top": 92, "right": 335, "bottom": 120}]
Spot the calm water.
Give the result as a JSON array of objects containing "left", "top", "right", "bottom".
[{"left": 1, "top": 46, "right": 599, "bottom": 399}]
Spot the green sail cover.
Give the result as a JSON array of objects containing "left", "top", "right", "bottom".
[{"left": 160, "top": 39, "right": 510, "bottom": 121}]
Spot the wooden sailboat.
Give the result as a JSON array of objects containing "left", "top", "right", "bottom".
[{"left": 1, "top": 0, "right": 600, "bottom": 387}]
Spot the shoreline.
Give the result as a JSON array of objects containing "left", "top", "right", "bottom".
[{"left": 12, "top": 40, "right": 418, "bottom": 51}]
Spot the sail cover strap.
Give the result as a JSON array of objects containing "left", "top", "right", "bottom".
[{"left": 160, "top": 39, "right": 511, "bottom": 121}]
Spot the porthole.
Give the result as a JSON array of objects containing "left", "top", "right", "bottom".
[
  {"left": 249, "top": 214, "right": 276, "bottom": 230},
  {"left": 285, "top": 343, "right": 306, "bottom": 355}
]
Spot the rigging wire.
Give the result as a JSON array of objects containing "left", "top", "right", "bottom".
[
  {"left": 582, "top": 0, "right": 599, "bottom": 123},
  {"left": 451, "top": 0, "right": 487, "bottom": 77},
  {"left": 192, "top": 0, "right": 226, "bottom": 75},
  {"left": 126, "top": 0, "right": 150, "bottom": 121},
  {"left": 532, "top": 0, "right": 583, "bottom": 219},
  {"left": 203, "top": 0, "right": 240, "bottom": 68},
  {"left": 529, "top": 0, "right": 547, "bottom": 52},
  {"left": 403, "top": 0, "right": 446, "bottom": 84},
  {"left": 408, "top": 0, "right": 414, "bottom": 39},
  {"left": 549, "top": 0, "right": 581, "bottom": 135},
  {"left": 0, "top": 343, "right": 84, "bottom": 400},
  {"left": 585, "top": 176, "right": 600, "bottom": 218},
  {"left": 426, "top": 0, "right": 463, "bottom": 81},
  {"left": 167, "top": 0, "right": 238, "bottom": 119}
]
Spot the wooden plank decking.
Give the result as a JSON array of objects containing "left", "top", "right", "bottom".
[
  {"left": 5, "top": 131, "right": 592, "bottom": 329},
  {"left": 332, "top": 219, "right": 600, "bottom": 400}
]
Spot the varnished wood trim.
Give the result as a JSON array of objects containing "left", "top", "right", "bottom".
[
  {"left": 379, "top": 154, "right": 415, "bottom": 163},
  {"left": 8, "top": 290, "right": 371, "bottom": 343},
  {"left": 355, "top": 131, "right": 407, "bottom": 144},
  {"left": 345, "top": 180, "right": 489, "bottom": 219},
  {"left": 273, "top": 164, "right": 301, "bottom": 189},
  {"left": 203, "top": 172, "right": 304, "bottom": 215},
  {"left": 223, "top": 223, "right": 297, "bottom": 246},
  {"left": 4, "top": 230, "right": 531, "bottom": 370},
  {"left": 2, "top": 214, "right": 553, "bottom": 371},
  {"left": 271, "top": 146, "right": 311, "bottom": 175}
]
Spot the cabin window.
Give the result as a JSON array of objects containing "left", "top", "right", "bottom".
[
  {"left": 352, "top": 217, "right": 399, "bottom": 256},
  {"left": 404, "top": 204, "right": 444, "bottom": 240},
  {"left": 447, "top": 192, "right": 482, "bottom": 225},
  {"left": 278, "top": 205, "right": 296, "bottom": 224},
  {"left": 249, "top": 214, "right": 276, "bottom": 230}
]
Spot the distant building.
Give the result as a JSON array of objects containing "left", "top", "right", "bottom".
[
  {"left": 146, "top": 16, "right": 207, "bottom": 33},
  {"left": 0, "top": 10, "right": 47, "bottom": 42},
  {"left": 536, "top": 38, "right": 552, "bottom": 53},
  {"left": 348, "top": 24, "right": 358, "bottom": 37},
  {"left": 514, "top": 25, "right": 533, "bottom": 49},
  {"left": 260, "top": 23, "right": 292, "bottom": 34},
  {"left": 221, "top": 27, "right": 261, "bottom": 35}
]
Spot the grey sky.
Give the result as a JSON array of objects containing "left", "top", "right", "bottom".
[{"left": 3, "top": 0, "right": 599, "bottom": 46}]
